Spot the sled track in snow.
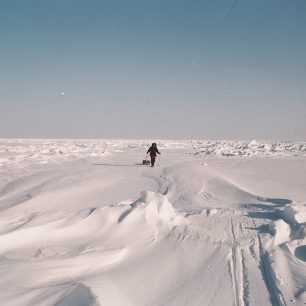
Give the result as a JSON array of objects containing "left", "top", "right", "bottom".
[
  {"left": 154, "top": 160, "right": 292, "bottom": 306},
  {"left": 226, "top": 209, "right": 288, "bottom": 306},
  {"left": 250, "top": 218, "right": 287, "bottom": 306},
  {"left": 228, "top": 213, "right": 250, "bottom": 306}
]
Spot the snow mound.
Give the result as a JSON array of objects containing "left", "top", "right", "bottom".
[
  {"left": 120, "top": 191, "right": 183, "bottom": 225},
  {"left": 207, "top": 208, "right": 219, "bottom": 217},
  {"left": 283, "top": 202, "right": 306, "bottom": 224},
  {"left": 140, "top": 191, "right": 177, "bottom": 221},
  {"left": 269, "top": 219, "right": 291, "bottom": 247},
  {"left": 249, "top": 139, "right": 259, "bottom": 146}
]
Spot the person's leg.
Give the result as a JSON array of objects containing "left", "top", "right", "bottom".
[{"left": 151, "top": 156, "right": 156, "bottom": 167}]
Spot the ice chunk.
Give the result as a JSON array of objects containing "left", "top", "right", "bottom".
[{"left": 269, "top": 219, "right": 291, "bottom": 247}]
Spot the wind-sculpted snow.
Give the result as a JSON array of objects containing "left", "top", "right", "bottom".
[{"left": 0, "top": 140, "right": 306, "bottom": 305}]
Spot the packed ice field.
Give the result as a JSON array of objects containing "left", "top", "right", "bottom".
[
  {"left": 0, "top": 139, "right": 306, "bottom": 306},
  {"left": 0, "top": 139, "right": 305, "bottom": 169}
]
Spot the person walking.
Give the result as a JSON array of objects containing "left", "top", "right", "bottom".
[{"left": 147, "top": 143, "right": 161, "bottom": 167}]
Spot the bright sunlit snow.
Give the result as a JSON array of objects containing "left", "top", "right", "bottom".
[{"left": 0, "top": 139, "right": 306, "bottom": 306}]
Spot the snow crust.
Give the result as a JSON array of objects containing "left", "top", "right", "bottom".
[{"left": 0, "top": 139, "right": 306, "bottom": 306}]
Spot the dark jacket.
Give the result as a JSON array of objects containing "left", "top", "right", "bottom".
[{"left": 147, "top": 145, "right": 160, "bottom": 157}]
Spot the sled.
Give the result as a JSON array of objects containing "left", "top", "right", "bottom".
[{"left": 142, "top": 159, "right": 150, "bottom": 165}]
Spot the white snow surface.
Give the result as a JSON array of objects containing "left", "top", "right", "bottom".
[{"left": 1, "top": 139, "right": 306, "bottom": 306}]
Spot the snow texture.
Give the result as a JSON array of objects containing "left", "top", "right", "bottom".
[{"left": 0, "top": 139, "right": 306, "bottom": 306}]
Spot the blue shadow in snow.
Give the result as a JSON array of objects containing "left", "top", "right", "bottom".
[
  {"left": 257, "top": 197, "right": 292, "bottom": 206},
  {"left": 295, "top": 245, "right": 306, "bottom": 262}
]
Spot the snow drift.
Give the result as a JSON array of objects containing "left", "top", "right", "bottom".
[{"left": 0, "top": 139, "right": 306, "bottom": 306}]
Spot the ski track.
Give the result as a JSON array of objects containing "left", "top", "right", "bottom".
[
  {"left": 227, "top": 211, "right": 256, "bottom": 306},
  {"left": 0, "top": 144, "right": 305, "bottom": 306},
  {"left": 251, "top": 215, "right": 288, "bottom": 306},
  {"left": 154, "top": 161, "right": 283, "bottom": 305}
]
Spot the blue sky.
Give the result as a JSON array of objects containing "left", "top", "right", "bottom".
[{"left": 1, "top": 0, "right": 306, "bottom": 140}]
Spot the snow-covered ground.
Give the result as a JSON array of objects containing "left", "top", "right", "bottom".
[{"left": 0, "top": 139, "right": 306, "bottom": 306}]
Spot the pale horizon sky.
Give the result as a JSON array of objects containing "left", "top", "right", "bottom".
[{"left": 1, "top": 0, "right": 306, "bottom": 140}]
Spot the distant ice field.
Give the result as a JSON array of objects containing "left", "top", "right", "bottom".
[{"left": 0, "top": 138, "right": 305, "bottom": 170}]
